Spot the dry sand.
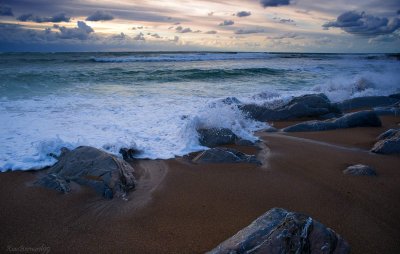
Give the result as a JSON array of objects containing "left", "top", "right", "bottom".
[{"left": 0, "top": 115, "right": 399, "bottom": 253}]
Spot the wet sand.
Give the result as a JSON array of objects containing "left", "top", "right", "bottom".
[{"left": 1, "top": 115, "right": 399, "bottom": 253}]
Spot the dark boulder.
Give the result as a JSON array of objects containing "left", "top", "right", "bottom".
[
  {"left": 197, "top": 128, "right": 253, "bottom": 147},
  {"left": 343, "top": 164, "right": 377, "bottom": 176},
  {"left": 207, "top": 207, "right": 350, "bottom": 254},
  {"left": 371, "top": 129, "right": 400, "bottom": 154},
  {"left": 283, "top": 110, "right": 382, "bottom": 132},
  {"left": 240, "top": 93, "right": 341, "bottom": 121},
  {"left": 192, "top": 148, "right": 261, "bottom": 165},
  {"left": 36, "top": 174, "right": 71, "bottom": 193},
  {"left": 334, "top": 96, "right": 399, "bottom": 112},
  {"left": 36, "top": 146, "right": 136, "bottom": 199}
]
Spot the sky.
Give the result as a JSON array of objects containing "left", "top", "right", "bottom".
[{"left": 0, "top": 0, "right": 399, "bottom": 52}]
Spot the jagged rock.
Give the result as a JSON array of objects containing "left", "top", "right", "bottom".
[
  {"left": 207, "top": 207, "right": 350, "bottom": 254},
  {"left": 36, "top": 173, "right": 71, "bottom": 193},
  {"left": 334, "top": 96, "right": 399, "bottom": 112},
  {"left": 283, "top": 110, "right": 382, "bottom": 132},
  {"left": 36, "top": 146, "right": 136, "bottom": 199},
  {"left": 343, "top": 164, "right": 377, "bottom": 176},
  {"left": 371, "top": 129, "right": 400, "bottom": 154},
  {"left": 119, "top": 148, "right": 140, "bottom": 160},
  {"left": 192, "top": 148, "right": 261, "bottom": 165},
  {"left": 240, "top": 93, "right": 341, "bottom": 121},
  {"left": 197, "top": 128, "right": 253, "bottom": 147},
  {"left": 377, "top": 129, "right": 400, "bottom": 141}
]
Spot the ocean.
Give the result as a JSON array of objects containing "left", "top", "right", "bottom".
[{"left": 0, "top": 52, "right": 399, "bottom": 171}]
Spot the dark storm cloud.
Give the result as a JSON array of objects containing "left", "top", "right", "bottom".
[
  {"left": 17, "top": 13, "right": 70, "bottom": 23},
  {"left": 235, "top": 28, "right": 264, "bottom": 34},
  {"left": 236, "top": 11, "right": 251, "bottom": 17},
  {"left": 0, "top": 6, "right": 13, "bottom": 16},
  {"left": 219, "top": 20, "right": 234, "bottom": 26},
  {"left": 86, "top": 10, "right": 114, "bottom": 21},
  {"left": 323, "top": 11, "right": 400, "bottom": 36},
  {"left": 260, "top": 0, "right": 291, "bottom": 8},
  {"left": 57, "top": 21, "right": 94, "bottom": 40}
]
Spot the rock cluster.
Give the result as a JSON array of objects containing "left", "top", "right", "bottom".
[{"left": 371, "top": 129, "right": 400, "bottom": 154}]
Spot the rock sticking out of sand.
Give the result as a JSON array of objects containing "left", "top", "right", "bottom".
[
  {"left": 343, "top": 164, "right": 377, "bottom": 176},
  {"left": 240, "top": 93, "right": 341, "bottom": 121},
  {"left": 36, "top": 146, "right": 136, "bottom": 199},
  {"left": 282, "top": 110, "right": 382, "bottom": 132},
  {"left": 371, "top": 129, "right": 400, "bottom": 155},
  {"left": 207, "top": 207, "right": 350, "bottom": 254},
  {"left": 197, "top": 128, "right": 254, "bottom": 147},
  {"left": 334, "top": 95, "right": 399, "bottom": 112},
  {"left": 192, "top": 148, "right": 261, "bottom": 165}
]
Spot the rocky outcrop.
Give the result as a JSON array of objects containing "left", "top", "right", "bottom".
[
  {"left": 343, "top": 164, "right": 377, "bottom": 176},
  {"left": 192, "top": 148, "right": 261, "bottom": 165},
  {"left": 371, "top": 129, "right": 400, "bottom": 154},
  {"left": 240, "top": 94, "right": 341, "bottom": 122},
  {"left": 283, "top": 110, "right": 382, "bottom": 132},
  {"left": 36, "top": 146, "right": 136, "bottom": 199},
  {"left": 197, "top": 128, "right": 254, "bottom": 147},
  {"left": 373, "top": 101, "right": 400, "bottom": 116},
  {"left": 334, "top": 96, "right": 399, "bottom": 112},
  {"left": 207, "top": 207, "right": 350, "bottom": 254}
]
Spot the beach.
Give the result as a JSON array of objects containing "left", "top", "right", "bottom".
[{"left": 1, "top": 113, "right": 399, "bottom": 253}]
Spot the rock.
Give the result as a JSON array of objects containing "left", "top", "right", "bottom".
[
  {"left": 377, "top": 129, "right": 400, "bottom": 141},
  {"left": 371, "top": 129, "right": 400, "bottom": 154},
  {"left": 197, "top": 128, "right": 254, "bottom": 147},
  {"left": 207, "top": 207, "right": 350, "bottom": 254},
  {"left": 192, "top": 148, "right": 261, "bottom": 165},
  {"left": 36, "top": 146, "right": 136, "bottom": 199},
  {"left": 36, "top": 173, "right": 71, "bottom": 193},
  {"left": 119, "top": 148, "right": 139, "bottom": 160},
  {"left": 343, "top": 164, "right": 377, "bottom": 176},
  {"left": 240, "top": 93, "right": 341, "bottom": 121},
  {"left": 283, "top": 110, "right": 382, "bottom": 132},
  {"left": 334, "top": 96, "right": 399, "bottom": 112}
]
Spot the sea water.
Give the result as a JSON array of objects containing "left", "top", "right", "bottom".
[{"left": 0, "top": 52, "right": 399, "bottom": 171}]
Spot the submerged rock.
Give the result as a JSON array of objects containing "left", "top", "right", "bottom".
[
  {"left": 207, "top": 207, "right": 350, "bottom": 254},
  {"left": 335, "top": 96, "right": 399, "bottom": 112},
  {"left": 36, "top": 146, "right": 136, "bottom": 199},
  {"left": 343, "top": 164, "right": 377, "bottom": 176},
  {"left": 283, "top": 110, "right": 382, "bottom": 132},
  {"left": 371, "top": 129, "right": 400, "bottom": 154},
  {"left": 240, "top": 93, "right": 341, "bottom": 122},
  {"left": 197, "top": 128, "right": 254, "bottom": 147},
  {"left": 192, "top": 148, "right": 260, "bottom": 165}
]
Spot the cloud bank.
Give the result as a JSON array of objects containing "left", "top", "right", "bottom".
[{"left": 86, "top": 11, "right": 114, "bottom": 21}]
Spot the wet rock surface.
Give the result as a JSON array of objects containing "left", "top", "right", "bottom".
[
  {"left": 240, "top": 94, "right": 341, "bottom": 121},
  {"left": 283, "top": 110, "right": 382, "bottom": 132},
  {"left": 197, "top": 128, "right": 254, "bottom": 147},
  {"left": 343, "top": 164, "right": 377, "bottom": 176},
  {"left": 334, "top": 96, "right": 399, "bottom": 112},
  {"left": 192, "top": 148, "right": 261, "bottom": 165},
  {"left": 207, "top": 207, "right": 350, "bottom": 254},
  {"left": 371, "top": 129, "right": 400, "bottom": 154},
  {"left": 36, "top": 146, "right": 136, "bottom": 199}
]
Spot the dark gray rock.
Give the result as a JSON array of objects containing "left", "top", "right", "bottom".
[
  {"left": 207, "top": 207, "right": 350, "bottom": 254},
  {"left": 343, "top": 164, "right": 377, "bottom": 176},
  {"left": 197, "top": 128, "right": 253, "bottom": 147},
  {"left": 192, "top": 148, "right": 261, "bottom": 165},
  {"left": 240, "top": 93, "right": 341, "bottom": 122},
  {"left": 377, "top": 129, "right": 400, "bottom": 141},
  {"left": 36, "top": 146, "right": 136, "bottom": 199},
  {"left": 335, "top": 96, "right": 399, "bottom": 112},
  {"left": 283, "top": 110, "right": 382, "bottom": 132},
  {"left": 371, "top": 129, "right": 400, "bottom": 154},
  {"left": 36, "top": 173, "right": 71, "bottom": 193},
  {"left": 119, "top": 148, "right": 140, "bottom": 160}
]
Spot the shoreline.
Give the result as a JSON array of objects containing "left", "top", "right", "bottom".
[{"left": 1, "top": 94, "right": 400, "bottom": 253}]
